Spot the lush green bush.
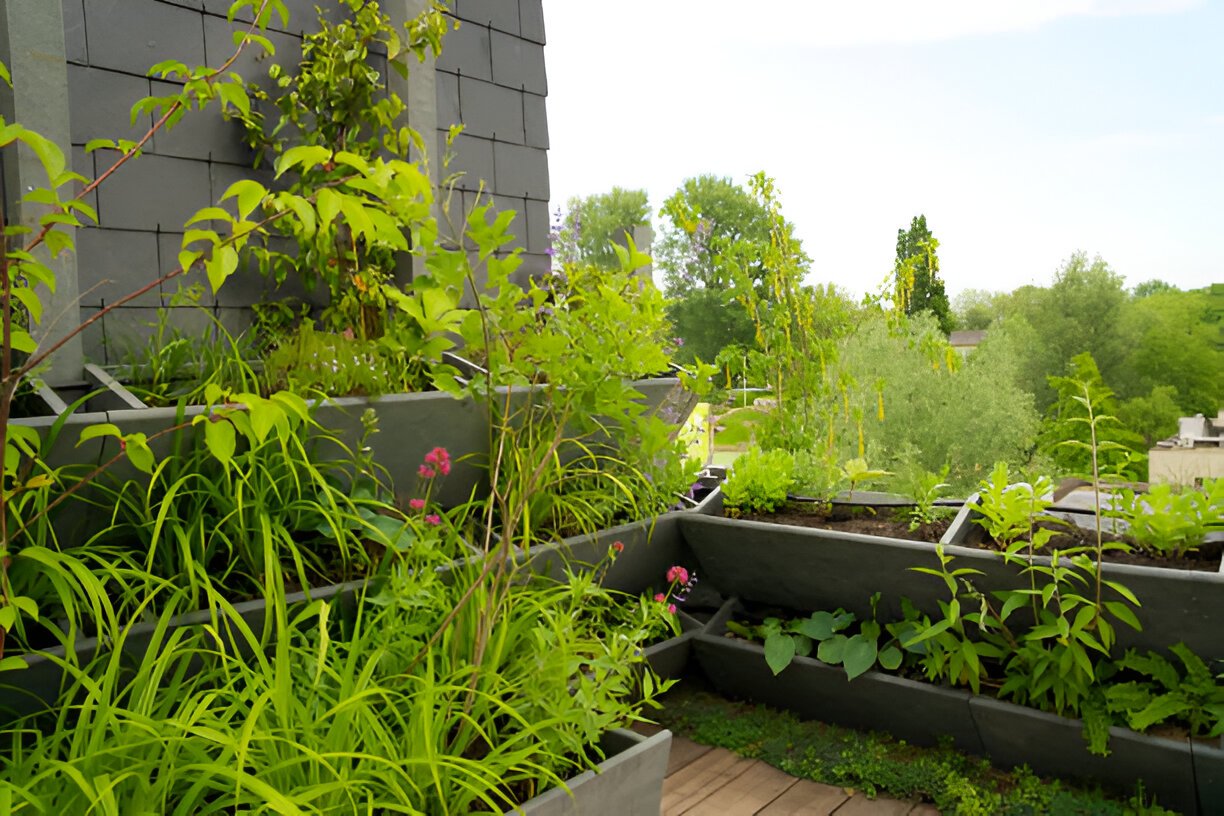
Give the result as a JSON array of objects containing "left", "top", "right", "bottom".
[
  {"left": 723, "top": 447, "right": 795, "bottom": 516},
  {"left": 833, "top": 313, "right": 1040, "bottom": 492}
]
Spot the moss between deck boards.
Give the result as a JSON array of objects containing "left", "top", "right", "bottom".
[{"left": 654, "top": 685, "right": 1176, "bottom": 815}]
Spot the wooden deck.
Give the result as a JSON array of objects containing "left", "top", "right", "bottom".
[{"left": 660, "top": 735, "right": 938, "bottom": 815}]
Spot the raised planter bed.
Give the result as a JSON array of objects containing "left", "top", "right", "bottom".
[
  {"left": 507, "top": 727, "right": 671, "bottom": 816},
  {"left": 0, "top": 578, "right": 366, "bottom": 727},
  {"left": 680, "top": 512, "right": 1224, "bottom": 659},
  {"left": 692, "top": 600, "right": 1212, "bottom": 815}
]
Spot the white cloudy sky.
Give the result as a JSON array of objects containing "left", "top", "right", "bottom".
[{"left": 541, "top": 0, "right": 1223, "bottom": 299}]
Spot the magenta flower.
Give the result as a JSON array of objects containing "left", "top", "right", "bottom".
[
  {"left": 425, "top": 514, "right": 441, "bottom": 526},
  {"left": 418, "top": 464, "right": 436, "bottom": 479},
  {"left": 654, "top": 593, "right": 666, "bottom": 603},
  {"left": 408, "top": 498, "right": 426, "bottom": 511},
  {"left": 612, "top": 541, "right": 624, "bottom": 553},
  {"left": 424, "top": 447, "right": 452, "bottom": 477},
  {"left": 666, "top": 566, "right": 690, "bottom": 585},
  {"left": 667, "top": 603, "right": 677, "bottom": 614}
]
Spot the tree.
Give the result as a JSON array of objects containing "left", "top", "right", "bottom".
[
  {"left": 553, "top": 187, "right": 650, "bottom": 270},
  {"left": 1001, "top": 253, "right": 1128, "bottom": 410},
  {"left": 952, "top": 288, "right": 1006, "bottom": 331},
  {"left": 655, "top": 175, "right": 782, "bottom": 363},
  {"left": 1038, "top": 352, "right": 1147, "bottom": 481},
  {"left": 894, "top": 215, "right": 953, "bottom": 334},
  {"left": 1115, "top": 288, "right": 1224, "bottom": 416},
  {"left": 1132, "top": 279, "right": 1179, "bottom": 298}
]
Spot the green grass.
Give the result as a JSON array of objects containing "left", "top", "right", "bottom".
[{"left": 655, "top": 685, "right": 1176, "bottom": 816}]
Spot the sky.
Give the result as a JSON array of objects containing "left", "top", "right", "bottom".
[{"left": 541, "top": 0, "right": 1224, "bottom": 301}]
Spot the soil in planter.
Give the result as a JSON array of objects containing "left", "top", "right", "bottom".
[
  {"left": 964, "top": 519, "right": 1224, "bottom": 573},
  {"left": 740, "top": 501, "right": 951, "bottom": 543}
]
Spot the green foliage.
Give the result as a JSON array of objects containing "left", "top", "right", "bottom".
[
  {"left": 839, "top": 457, "right": 891, "bottom": 500},
  {"left": 894, "top": 215, "right": 952, "bottom": 335},
  {"left": 1039, "top": 352, "right": 1147, "bottom": 481},
  {"left": 722, "top": 447, "right": 794, "bottom": 516},
  {"left": 553, "top": 188, "right": 650, "bottom": 270},
  {"left": 236, "top": 0, "right": 449, "bottom": 340},
  {"left": 1116, "top": 481, "right": 1223, "bottom": 558},
  {"left": 731, "top": 595, "right": 904, "bottom": 681},
  {"left": 262, "top": 320, "right": 429, "bottom": 396},
  {"left": 834, "top": 313, "right": 1039, "bottom": 492},
  {"left": 656, "top": 687, "right": 1172, "bottom": 815},
  {"left": 1106, "top": 643, "right": 1224, "bottom": 738},
  {"left": 1118, "top": 384, "right": 1181, "bottom": 448},
  {"left": 110, "top": 299, "right": 261, "bottom": 406},
  {"left": 657, "top": 175, "right": 778, "bottom": 363},
  {"left": 893, "top": 461, "right": 951, "bottom": 530}
]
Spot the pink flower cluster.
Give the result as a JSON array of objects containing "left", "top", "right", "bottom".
[
  {"left": 418, "top": 446, "right": 452, "bottom": 479},
  {"left": 655, "top": 564, "right": 697, "bottom": 616}
]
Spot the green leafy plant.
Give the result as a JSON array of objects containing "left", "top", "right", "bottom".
[
  {"left": 730, "top": 594, "right": 906, "bottom": 680},
  {"left": 110, "top": 295, "right": 261, "bottom": 406},
  {"left": 1117, "top": 481, "right": 1223, "bottom": 558},
  {"left": 893, "top": 461, "right": 951, "bottom": 530},
  {"left": 1105, "top": 643, "right": 1224, "bottom": 738},
  {"left": 237, "top": 0, "right": 449, "bottom": 340},
  {"left": 838, "top": 456, "right": 891, "bottom": 501},
  {"left": 722, "top": 446, "right": 794, "bottom": 516}
]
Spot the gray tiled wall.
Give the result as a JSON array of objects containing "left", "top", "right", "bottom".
[
  {"left": 39, "top": 0, "right": 548, "bottom": 365},
  {"left": 437, "top": 0, "right": 549, "bottom": 283}
]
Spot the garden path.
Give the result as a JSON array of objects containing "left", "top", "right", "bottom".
[{"left": 648, "top": 728, "right": 938, "bottom": 815}]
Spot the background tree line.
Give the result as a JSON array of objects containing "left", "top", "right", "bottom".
[{"left": 556, "top": 178, "right": 1223, "bottom": 487}]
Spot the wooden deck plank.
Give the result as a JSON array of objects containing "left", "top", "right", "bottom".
[
  {"left": 757, "top": 778, "right": 851, "bottom": 815},
  {"left": 666, "top": 736, "right": 714, "bottom": 777},
  {"left": 833, "top": 792, "right": 916, "bottom": 815},
  {"left": 681, "top": 759, "right": 798, "bottom": 815},
  {"left": 662, "top": 747, "right": 756, "bottom": 813}
]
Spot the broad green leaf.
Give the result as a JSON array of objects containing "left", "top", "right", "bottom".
[
  {"left": 77, "top": 423, "right": 122, "bottom": 445},
  {"left": 842, "top": 634, "right": 878, "bottom": 680},
  {"left": 222, "top": 179, "right": 266, "bottom": 219},
  {"left": 764, "top": 632, "right": 796, "bottom": 675},
  {"left": 879, "top": 645, "right": 903, "bottom": 671},
  {"left": 0, "top": 656, "right": 27, "bottom": 672},
  {"left": 204, "top": 418, "right": 236, "bottom": 466},
  {"left": 206, "top": 245, "right": 239, "bottom": 292},
  {"left": 817, "top": 633, "right": 847, "bottom": 664},
  {"left": 125, "top": 436, "right": 155, "bottom": 474},
  {"left": 276, "top": 144, "right": 331, "bottom": 178}
]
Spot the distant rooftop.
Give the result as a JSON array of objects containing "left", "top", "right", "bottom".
[
  {"left": 1155, "top": 410, "right": 1224, "bottom": 449},
  {"left": 949, "top": 330, "right": 986, "bottom": 348}
]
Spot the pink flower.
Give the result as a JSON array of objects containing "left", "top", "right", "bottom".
[
  {"left": 666, "top": 566, "right": 689, "bottom": 585},
  {"left": 668, "top": 604, "right": 677, "bottom": 614},
  {"left": 425, "top": 514, "right": 441, "bottom": 525},
  {"left": 418, "top": 465, "right": 436, "bottom": 479},
  {"left": 342, "top": 327, "right": 355, "bottom": 341},
  {"left": 612, "top": 541, "right": 624, "bottom": 553},
  {"left": 408, "top": 498, "right": 426, "bottom": 511},
  {"left": 654, "top": 593, "right": 667, "bottom": 603},
  {"left": 424, "top": 447, "right": 452, "bottom": 476}
]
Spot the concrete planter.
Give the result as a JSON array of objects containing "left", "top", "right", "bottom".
[
  {"left": 508, "top": 727, "right": 672, "bottom": 816},
  {"left": 692, "top": 601, "right": 1209, "bottom": 815},
  {"left": 681, "top": 513, "right": 1224, "bottom": 659},
  {"left": 941, "top": 494, "right": 1224, "bottom": 658},
  {"left": 693, "top": 602, "right": 982, "bottom": 754},
  {"left": 0, "top": 578, "right": 365, "bottom": 726}
]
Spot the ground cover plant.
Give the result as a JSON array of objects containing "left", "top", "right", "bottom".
[{"left": 656, "top": 686, "right": 1177, "bottom": 815}]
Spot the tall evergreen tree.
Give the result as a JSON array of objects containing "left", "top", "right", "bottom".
[{"left": 894, "top": 215, "right": 953, "bottom": 334}]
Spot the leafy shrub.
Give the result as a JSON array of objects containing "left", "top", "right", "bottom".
[
  {"left": 1118, "top": 481, "right": 1223, "bottom": 558},
  {"left": 723, "top": 447, "right": 794, "bottom": 516}
]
